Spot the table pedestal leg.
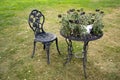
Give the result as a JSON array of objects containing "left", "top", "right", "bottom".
[
  {"left": 82, "top": 41, "right": 89, "bottom": 78},
  {"left": 64, "top": 38, "right": 89, "bottom": 78},
  {"left": 64, "top": 39, "right": 73, "bottom": 65}
]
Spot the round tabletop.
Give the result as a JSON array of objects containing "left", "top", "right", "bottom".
[{"left": 60, "top": 30, "right": 103, "bottom": 41}]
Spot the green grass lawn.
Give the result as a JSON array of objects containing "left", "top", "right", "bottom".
[{"left": 0, "top": 0, "right": 120, "bottom": 80}]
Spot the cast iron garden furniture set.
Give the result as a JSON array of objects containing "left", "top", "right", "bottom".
[{"left": 28, "top": 9, "right": 103, "bottom": 78}]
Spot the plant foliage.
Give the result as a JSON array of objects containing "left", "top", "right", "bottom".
[{"left": 58, "top": 8, "right": 104, "bottom": 37}]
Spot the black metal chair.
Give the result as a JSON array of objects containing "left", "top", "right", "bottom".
[{"left": 28, "top": 9, "right": 61, "bottom": 64}]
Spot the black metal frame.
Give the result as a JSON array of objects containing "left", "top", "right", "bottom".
[
  {"left": 28, "top": 9, "right": 61, "bottom": 64},
  {"left": 64, "top": 39, "right": 89, "bottom": 78},
  {"left": 60, "top": 31, "right": 103, "bottom": 78}
]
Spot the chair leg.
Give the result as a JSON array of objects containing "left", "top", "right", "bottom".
[
  {"left": 45, "top": 43, "right": 51, "bottom": 64},
  {"left": 55, "top": 38, "right": 61, "bottom": 55},
  {"left": 43, "top": 43, "right": 45, "bottom": 50},
  {"left": 31, "top": 41, "right": 36, "bottom": 58}
]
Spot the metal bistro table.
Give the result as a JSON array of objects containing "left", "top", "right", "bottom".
[{"left": 60, "top": 30, "right": 103, "bottom": 78}]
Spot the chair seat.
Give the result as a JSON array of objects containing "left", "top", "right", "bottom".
[{"left": 35, "top": 32, "right": 57, "bottom": 42}]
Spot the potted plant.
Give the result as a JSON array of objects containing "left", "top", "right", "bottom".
[{"left": 58, "top": 8, "right": 104, "bottom": 38}]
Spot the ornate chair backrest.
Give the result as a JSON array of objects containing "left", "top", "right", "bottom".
[{"left": 28, "top": 9, "right": 45, "bottom": 35}]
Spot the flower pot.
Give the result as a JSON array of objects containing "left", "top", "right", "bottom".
[{"left": 85, "top": 24, "right": 93, "bottom": 34}]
